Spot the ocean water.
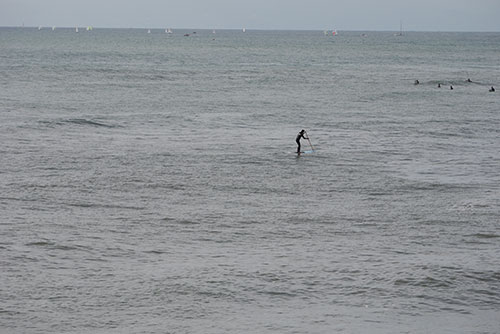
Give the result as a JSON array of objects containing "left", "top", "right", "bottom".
[{"left": 1, "top": 27, "right": 500, "bottom": 333}]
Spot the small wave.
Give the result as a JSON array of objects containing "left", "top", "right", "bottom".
[
  {"left": 39, "top": 118, "right": 120, "bottom": 129},
  {"left": 0, "top": 196, "right": 37, "bottom": 203},
  {"left": 84, "top": 257, "right": 108, "bottom": 262},
  {"left": 259, "top": 290, "right": 297, "bottom": 298},
  {"left": 144, "top": 250, "right": 167, "bottom": 254},
  {"left": 463, "top": 233, "right": 500, "bottom": 244},
  {"left": 438, "top": 306, "right": 472, "bottom": 315},
  {"left": 470, "top": 233, "right": 499, "bottom": 239},
  {"left": 464, "top": 270, "right": 500, "bottom": 283},
  {"left": 64, "top": 118, "right": 118, "bottom": 128},
  {"left": 394, "top": 276, "right": 452, "bottom": 288},
  {"left": 25, "top": 241, "right": 91, "bottom": 252},
  {"left": 166, "top": 219, "right": 201, "bottom": 225},
  {"left": 0, "top": 309, "right": 22, "bottom": 316},
  {"left": 66, "top": 202, "right": 145, "bottom": 210},
  {"left": 25, "top": 241, "right": 53, "bottom": 247},
  {"left": 452, "top": 201, "right": 491, "bottom": 212}
]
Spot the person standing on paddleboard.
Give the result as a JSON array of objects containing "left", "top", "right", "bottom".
[{"left": 296, "top": 129, "right": 309, "bottom": 153}]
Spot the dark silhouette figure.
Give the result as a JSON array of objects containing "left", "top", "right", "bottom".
[
  {"left": 467, "top": 78, "right": 472, "bottom": 83},
  {"left": 296, "top": 129, "right": 309, "bottom": 153},
  {"left": 490, "top": 86, "right": 495, "bottom": 92},
  {"left": 450, "top": 85, "right": 454, "bottom": 90},
  {"left": 438, "top": 83, "right": 441, "bottom": 88},
  {"left": 414, "top": 80, "right": 420, "bottom": 85}
]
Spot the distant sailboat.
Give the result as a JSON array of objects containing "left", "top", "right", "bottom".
[
  {"left": 213, "top": 29, "right": 216, "bottom": 34},
  {"left": 52, "top": 26, "right": 56, "bottom": 31},
  {"left": 332, "top": 30, "right": 337, "bottom": 36},
  {"left": 395, "top": 20, "right": 403, "bottom": 36},
  {"left": 38, "top": 26, "right": 42, "bottom": 31},
  {"left": 147, "top": 29, "right": 151, "bottom": 34},
  {"left": 242, "top": 28, "right": 246, "bottom": 33},
  {"left": 75, "top": 27, "right": 79, "bottom": 33},
  {"left": 167, "top": 28, "right": 173, "bottom": 34}
]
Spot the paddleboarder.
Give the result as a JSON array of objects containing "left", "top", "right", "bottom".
[{"left": 296, "top": 129, "right": 309, "bottom": 153}]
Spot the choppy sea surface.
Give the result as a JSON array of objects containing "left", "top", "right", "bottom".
[{"left": 1, "top": 27, "right": 500, "bottom": 333}]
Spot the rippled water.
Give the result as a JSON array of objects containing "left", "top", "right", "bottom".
[{"left": 1, "top": 28, "right": 500, "bottom": 333}]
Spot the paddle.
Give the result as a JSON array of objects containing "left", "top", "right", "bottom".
[{"left": 305, "top": 130, "right": 315, "bottom": 152}]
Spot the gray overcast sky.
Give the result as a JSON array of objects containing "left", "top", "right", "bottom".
[{"left": 1, "top": 0, "right": 500, "bottom": 31}]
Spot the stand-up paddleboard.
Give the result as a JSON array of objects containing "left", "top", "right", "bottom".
[{"left": 296, "top": 150, "right": 315, "bottom": 155}]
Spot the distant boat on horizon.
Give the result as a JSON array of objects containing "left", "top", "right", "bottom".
[
  {"left": 75, "top": 27, "right": 79, "bottom": 33},
  {"left": 242, "top": 28, "right": 246, "bottom": 33},
  {"left": 394, "top": 20, "right": 403, "bottom": 36},
  {"left": 166, "top": 28, "right": 173, "bottom": 34}
]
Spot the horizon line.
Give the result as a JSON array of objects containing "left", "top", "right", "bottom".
[{"left": 1, "top": 26, "right": 499, "bottom": 33}]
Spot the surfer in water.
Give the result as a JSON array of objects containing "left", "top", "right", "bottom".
[{"left": 296, "top": 129, "right": 309, "bottom": 153}]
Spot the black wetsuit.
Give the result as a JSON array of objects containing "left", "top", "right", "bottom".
[{"left": 296, "top": 132, "right": 306, "bottom": 153}]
